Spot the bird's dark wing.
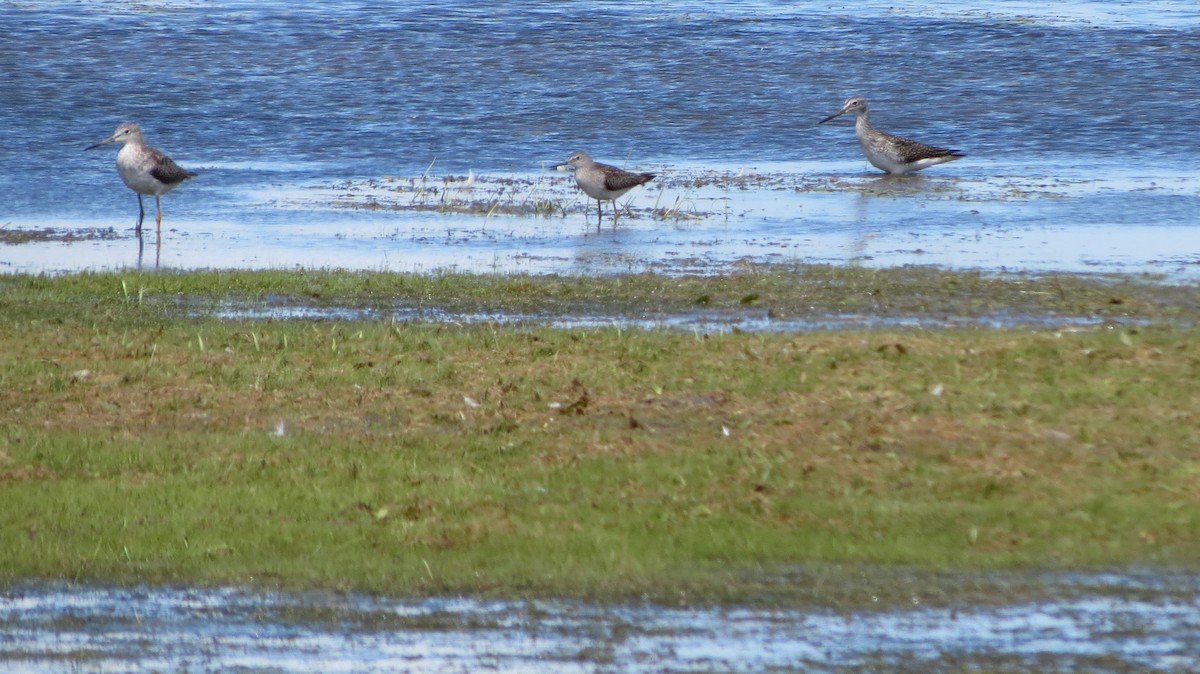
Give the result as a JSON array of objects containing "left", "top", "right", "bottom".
[
  {"left": 603, "top": 169, "right": 655, "bottom": 192},
  {"left": 148, "top": 149, "right": 197, "bottom": 185},
  {"left": 892, "top": 135, "right": 964, "bottom": 163}
]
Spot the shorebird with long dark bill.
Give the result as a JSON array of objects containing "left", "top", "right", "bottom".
[
  {"left": 554, "top": 150, "right": 655, "bottom": 232},
  {"left": 818, "top": 96, "right": 964, "bottom": 175},
  {"left": 86, "top": 122, "right": 196, "bottom": 235}
]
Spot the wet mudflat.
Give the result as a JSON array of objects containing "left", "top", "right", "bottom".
[{"left": 5, "top": 164, "right": 1200, "bottom": 281}]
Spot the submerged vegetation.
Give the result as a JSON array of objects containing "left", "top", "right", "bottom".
[
  {"left": 1, "top": 266, "right": 1198, "bottom": 603},
  {"left": 0, "top": 226, "right": 121, "bottom": 245},
  {"left": 300, "top": 166, "right": 1139, "bottom": 225},
  {"left": 314, "top": 168, "right": 824, "bottom": 221}
]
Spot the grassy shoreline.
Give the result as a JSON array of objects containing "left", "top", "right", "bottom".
[
  {"left": 5, "top": 264, "right": 1198, "bottom": 323},
  {"left": 2, "top": 266, "right": 1198, "bottom": 605}
]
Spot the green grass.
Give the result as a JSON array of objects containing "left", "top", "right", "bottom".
[
  {"left": 1, "top": 266, "right": 1199, "bottom": 603},
  {"left": 1, "top": 264, "right": 1195, "bottom": 321}
]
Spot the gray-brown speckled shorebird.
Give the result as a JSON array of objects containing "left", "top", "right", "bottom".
[
  {"left": 554, "top": 150, "right": 655, "bottom": 231},
  {"left": 86, "top": 122, "right": 196, "bottom": 235},
  {"left": 818, "top": 96, "right": 964, "bottom": 175}
]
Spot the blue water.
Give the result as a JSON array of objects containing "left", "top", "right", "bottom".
[
  {"left": 2, "top": 1, "right": 1199, "bottom": 274},
  {"left": 3, "top": 574, "right": 1199, "bottom": 673}
]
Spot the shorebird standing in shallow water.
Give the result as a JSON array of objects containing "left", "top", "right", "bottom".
[
  {"left": 554, "top": 150, "right": 655, "bottom": 231},
  {"left": 818, "top": 96, "right": 964, "bottom": 175},
  {"left": 86, "top": 122, "right": 196, "bottom": 235}
]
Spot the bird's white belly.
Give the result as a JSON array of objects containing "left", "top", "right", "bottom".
[
  {"left": 858, "top": 139, "right": 912, "bottom": 175},
  {"left": 116, "top": 148, "right": 174, "bottom": 196},
  {"left": 575, "top": 174, "right": 619, "bottom": 201}
]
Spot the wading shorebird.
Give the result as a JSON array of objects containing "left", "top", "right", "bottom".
[
  {"left": 554, "top": 150, "right": 655, "bottom": 231},
  {"left": 86, "top": 122, "right": 196, "bottom": 235},
  {"left": 818, "top": 96, "right": 964, "bottom": 175}
]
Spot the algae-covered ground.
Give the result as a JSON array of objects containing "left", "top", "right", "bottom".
[{"left": 1, "top": 265, "right": 1198, "bottom": 605}]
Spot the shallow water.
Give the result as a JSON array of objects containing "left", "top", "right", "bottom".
[
  {"left": 3, "top": 572, "right": 1198, "bottom": 673},
  {"left": 2, "top": 0, "right": 1199, "bottom": 277}
]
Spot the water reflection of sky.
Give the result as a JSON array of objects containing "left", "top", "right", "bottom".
[
  {"left": 856, "top": 0, "right": 1200, "bottom": 27},
  {"left": 4, "top": 162, "right": 1198, "bottom": 280},
  {"left": 3, "top": 576, "right": 1197, "bottom": 673}
]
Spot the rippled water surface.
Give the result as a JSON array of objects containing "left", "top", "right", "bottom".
[
  {"left": 3, "top": 573, "right": 1199, "bottom": 673},
  {"left": 2, "top": 0, "right": 1199, "bottom": 276}
]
